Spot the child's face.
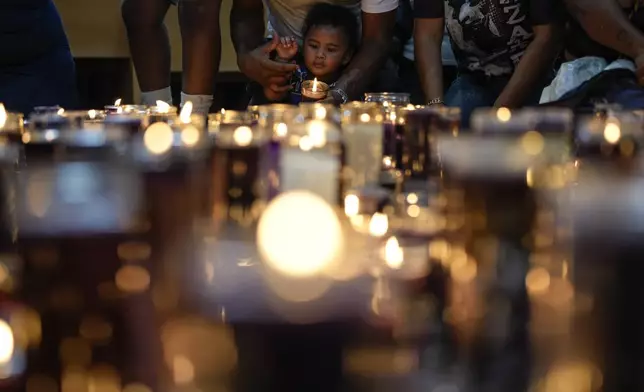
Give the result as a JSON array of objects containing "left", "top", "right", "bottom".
[{"left": 303, "top": 25, "right": 351, "bottom": 80}]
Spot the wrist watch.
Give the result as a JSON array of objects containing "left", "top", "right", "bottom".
[{"left": 329, "top": 85, "right": 348, "bottom": 104}]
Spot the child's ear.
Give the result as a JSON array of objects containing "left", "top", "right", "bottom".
[{"left": 342, "top": 50, "right": 354, "bottom": 66}]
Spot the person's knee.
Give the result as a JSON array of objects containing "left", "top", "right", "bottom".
[{"left": 179, "top": 0, "right": 222, "bottom": 28}]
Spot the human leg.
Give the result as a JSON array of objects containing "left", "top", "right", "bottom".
[
  {"left": 121, "top": 0, "right": 173, "bottom": 105},
  {"left": 178, "top": 0, "right": 223, "bottom": 114}
]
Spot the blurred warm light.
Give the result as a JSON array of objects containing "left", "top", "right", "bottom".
[
  {"left": 0, "top": 263, "right": 8, "bottom": 287},
  {"left": 406, "top": 193, "right": 418, "bottom": 204},
  {"left": 369, "top": 213, "right": 389, "bottom": 237},
  {"left": 315, "top": 106, "right": 327, "bottom": 119},
  {"left": 526, "top": 267, "right": 551, "bottom": 295},
  {"left": 115, "top": 265, "right": 151, "bottom": 293},
  {"left": 173, "top": 355, "right": 195, "bottom": 385},
  {"left": 88, "top": 109, "right": 97, "bottom": 120},
  {"left": 88, "top": 364, "right": 121, "bottom": 392},
  {"left": 44, "top": 130, "right": 56, "bottom": 141},
  {"left": 344, "top": 194, "right": 360, "bottom": 216},
  {"left": 181, "top": 125, "right": 200, "bottom": 147},
  {"left": 10, "top": 307, "right": 41, "bottom": 348},
  {"left": 61, "top": 368, "right": 90, "bottom": 392},
  {"left": 428, "top": 239, "right": 451, "bottom": 262},
  {"left": 265, "top": 272, "right": 332, "bottom": 303},
  {"left": 0, "top": 320, "right": 14, "bottom": 364},
  {"left": 0, "top": 104, "right": 6, "bottom": 128},
  {"left": 520, "top": 131, "right": 544, "bottom": 155},
  {"left": 144, "top": 122, "right": 174, "bottom": 154},
  {"left": 307, "top": 120, "right": 327, "bottom": 147},
  {"left": 603, "top": 121, "right": 621, "bottom": 144},
  {"left": 382, "top": 156, "right": 393, "bottom": 168},
  {"left": 114, "top": 98, "right": 122, "bottom": 106},
  {"left": 180, "top": 101, "right": 193, "bottom": 123},
  {"left": 123, "top": 383, "right": 153, "bottom": 392},
  {"left": 406, "top": 204, "right": 421, "bottom": 218},
  {"left": 360, "top": 113, "right": 371, "bottom": 122},
  {"left": 526, "top": 167, "right": 535, "bottom": 188},
  {"left": 299, "top": 135, "right": 314, "bottom": 151},
  {"left": 117, "top": 241, "right": 152, "bottom": 262},
  {"left": 22, "top": 133, "right": 31, "bottom": 143},
  {"left": 543, "top": 360, "right": 600, "bottom": 392},
  {"left": 496, "top": 107, "right": 511, "bottom": 122},
  {"left": 274, "top": 122, "right": 288, "bottom": 137},
  {"left": 57, "top": 108, "right": 65, "bottom": 115},
  {"left": 156, "top": 100, "right": 170, "bottom": 113},
  {"left": 450, "top": 257, "right": 477, "bottom": 283},
  {"left": 233, "top": 126, "right": 253, "bottom": 146},
  {"left": 384, "top": 237, "right": 404, "bottom": 269},
  {"left": 257, "top": 191, "right": 344, "bottom": 277}
]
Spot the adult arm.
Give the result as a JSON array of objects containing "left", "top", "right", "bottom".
[
  {"left": 413, "top": 0, "right": 445, "bottom": 103},
  {"left": 495, "top": 24, "right": 561, "bottom": 107},
  {"left": 414, "top": 20, "right": 444, "bottom": 102},
  {"left": 330, "top": 0, "right": 398, "bottom": 101},
  {"left": 230, "top": 0, "right": 296, "bottom": 89},
  {"left": 564, "top": 0, "right": 644, "bottom": 60}
]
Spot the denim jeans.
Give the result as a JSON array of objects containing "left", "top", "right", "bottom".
[
  {"left": 445, "top": 73, "right": 544, "bottom": 129},
  {"left": 0, "top": 47, "right": 77, "bottom": 114}
]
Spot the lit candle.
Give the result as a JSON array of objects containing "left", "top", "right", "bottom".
[
  {"left": 104, "top": 98, "right": 122, "bottom": 114},
  {"left": 0, "top": 103, "right": 24, "bottom": 144},
  {"left": 301, "top": 78, "right": 329, "bottom": 102}
]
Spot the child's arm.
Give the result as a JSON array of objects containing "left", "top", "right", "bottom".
[{"left": 275, "top": 36, "right": 299, "bottom": 62}]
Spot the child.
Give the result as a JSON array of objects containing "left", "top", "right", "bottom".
[{"left": 262, "top": 3, "right": 359, "bottom": 104}]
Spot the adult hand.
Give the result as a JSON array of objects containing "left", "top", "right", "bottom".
[
  {"left": 238, "top": 35, "right": 298, "bottom": 93},
  {"left": 636, "top": 52, "right": 644, "bottom": 86}
]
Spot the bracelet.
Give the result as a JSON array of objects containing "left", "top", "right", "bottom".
[
  {"left": 329, "top": 85, "right": 349, "bottom": 104},
  {"left": 427, "top": 98, "right": 444, "bottom": 106}
]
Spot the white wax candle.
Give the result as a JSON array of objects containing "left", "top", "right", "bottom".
[
  {"left": 342, "top": 123, "right": 383, "bottom": 188},
  {"left": 280, "top": 148, "right": 339, "bottom": 205}
]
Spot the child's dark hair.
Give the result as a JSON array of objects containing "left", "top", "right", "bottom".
[{"left": 302, "top": 3, "right": 359, "bottom": 51}]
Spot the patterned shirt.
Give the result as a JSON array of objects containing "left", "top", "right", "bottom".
[{"left": 414, "top": 0, "right": 556, "bottom": 76}]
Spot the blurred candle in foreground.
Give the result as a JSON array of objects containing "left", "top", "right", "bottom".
[
  {"left": 279, "top": 119, "right": 343, "bottom": 205},
  {"left": 341, "top": 102, "right": 383, "bottom": 190}
]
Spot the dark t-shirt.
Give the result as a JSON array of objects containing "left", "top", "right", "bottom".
[
  {"left": 0, "top": 0, "right": 70, "bottom": 67},
  {"left": 415, "top": 0, "right": 556, "bottom": 76}
]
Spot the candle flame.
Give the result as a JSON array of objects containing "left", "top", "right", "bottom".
[
  {"left": 384, "top": 236, "right": 404, "bottom": 269},
  {"left": 57, "top": 108, "right": 65, "bottom": 115},
  {"left": 369, "top": 213, "right": 388, "bottom": 237},
  {"left": 88, "top": 109, "right": 97, "bottom": 120},
  {"left": 180, "top": 101, "right": 193, "bottom": 123},
  {"left": 114, "top": 98, "right": 122, "bottom": 106},
  {"left": 312, "top": 78, "right": 318, "bottom": 93},
  {"left": 0, "top": 104, "right": 6, "bottom": 129},
  {"left": 156, "top": 100, "right": 170, "bottom": 114}
]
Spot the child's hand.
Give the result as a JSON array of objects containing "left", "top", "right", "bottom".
[
  {"left": 263, "top": 86, "right": 288, "bottom": 102},
  {"left": 276, "top": 36, "right": 298, "bottom": 61}
]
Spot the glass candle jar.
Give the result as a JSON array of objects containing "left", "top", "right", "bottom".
[
  {"left": 365, "top": 92, "right": 411, "bottom": 106},
  {"left": 301, "top": 79, "right": 329, "bottom": 102},
  {"left": 340, "top": 102, "right": 383, "bottom": 190}
]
